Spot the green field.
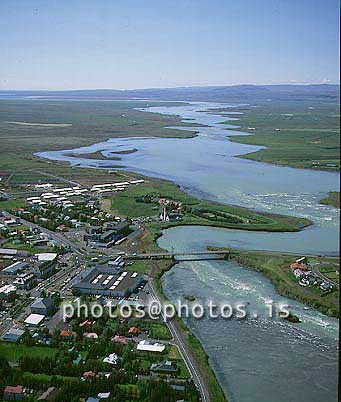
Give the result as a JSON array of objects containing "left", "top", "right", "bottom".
[
  {"left": 108, "top": 177, "right": 311, "bottom": 232},
  {"left": 0, "top": 99, "right": 198, "bottom": 190},
  {"left": 0, "top": 343, "right": 57, "bottom": 362},
  {"left": 225, "top": 101, "right": 340, "bottom": 171},
  {"left": 318, "top": 264, "right": 339, "bottom": 284}
]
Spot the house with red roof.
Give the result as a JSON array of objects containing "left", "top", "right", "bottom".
[
  {"left": 3, "top": 385, "right": 23, "bottom": 401},
  {"left": 112, "top": 335, "right": 128, "bottom": 345},
  {"left": 290, "top": 262, "right": 308, "bottom": 271},
  {"left": 128, "top": 326, "right": 139, "bottom": 336},
  {"left": 60, "top": 330, "right": 73, "bottom": 338}
]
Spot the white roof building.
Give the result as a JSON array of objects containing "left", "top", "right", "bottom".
[
  {"left": 103, "top": 353, "right": 119, "bottom": 365},
  {"left": 24, "top": 313, "right": 45, "bottom": 326},
  {"left": 35, "top": 253, "right": 58, "bottom": 262},
  {"left": 136, "top": 340, "right": 165, "bottom": 352},
  {"left": 0, "top": 284, "right": 17, "bottom": 297}
]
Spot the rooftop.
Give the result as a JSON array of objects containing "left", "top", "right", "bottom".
[
  {"left": 4, "top": 385, "right": 23, "bottom": 394},
  {"left": 24, "top": 313, "right": 45, "bottom": 326},
  {"left": 73, "top": 266, "right": 142, "bottom": 293},
  {"left": 2, "top": 261, "right": 28, "bottom": 275},
  {"left": 1, "top": 328, "right": 25, "bottom": 343},
  {"left": 137, "top": 340, "right": 165, "bottom": 352},
  {"left": 30, "top": 297, "right": 54, "bottom": 311},
  {"left": 35, "top": 252, "right": 58, "bottom": 262}
]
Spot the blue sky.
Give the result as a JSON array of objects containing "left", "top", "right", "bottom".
[{"left": 0, "top": 0, "right": 339, "bottom": 90}]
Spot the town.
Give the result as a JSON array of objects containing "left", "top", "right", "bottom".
[{"left": 0, "top": 176, "right": 203, "bottom": 402}]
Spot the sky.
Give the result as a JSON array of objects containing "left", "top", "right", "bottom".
[{"left": 0, "top": 0, "right": 339, "bottom": 90}]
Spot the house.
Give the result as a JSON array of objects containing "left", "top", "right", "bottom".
[
  {"left": 103, "top": 353, "right": 119, "bottom": 365},
  {"left": 98, "top": 392, "right": 110, "bottom": 400},
  {"left": 1, "top": 328, "right": 25, "bottom": 343},
  {"left": 290, "top": 262, "right": 308, "bottom": 271},
  {"left": 137, "top": 340, "right": 165, "bottom": 352},
  {"left": 83, "top": 371, "right": 95, "bottom": 380},
  {"left": 60, "top": 330, "right": 73, "bottom": 338},
  {"left": 84, "top": 332, "right": 98, "bottom": 339},
  {"left": 293, "top": 269, "right": 304, "bottom": 279},
  {"left": 86, "top": 398, "right": 99, "bottom": 402},
  {"left": 3, "top": 385, "right": 23, "bottom": 401},
  {"left": 128, "top": 326, "right": 139, "bottom": 336},
  {"left": 112, "top": 335, "right": 128, "bottom": 345},
  {"left": 30, "top": 297, "right": 56, "bottom": 316},
  {"left": 38, "top": 387, "right": 59, "bottom": 401},
  {"left": 150, "top": 361, "right": 178, "bottom": 375}
]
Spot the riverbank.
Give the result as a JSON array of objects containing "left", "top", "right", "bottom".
[
  {"left": 212, "top": 248, "right": 339, "bottom": 317},
  {"left": 216, "top": 100, "right": 340, "bottom": 172},
  {"left": 320, "top": 191, "right": 340, "bottom": 209},
  {"left": 68, "top": 150, "right": 121, "bottom": 160},
  {"left": 137, "top": 226, "right": 227, "bottom": 402},
  {"left": 106, "top": 176, "right": 312, "bottom": 232}
]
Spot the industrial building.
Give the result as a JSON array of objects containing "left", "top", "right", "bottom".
[
  {"left": 2, "top": 261, "right": 29, "bottom": 275},
  {"left": 0, "top": 284, "right": 17, "bottom": 299},
  {"left": 33, "top": 253, "right": 58, "bottom": 278},
  {"left": 13, "top": 273, "right": 35, "bottom": 290},
  {"left": 72, "top": 265, "right": 143, "bottom": 298}
]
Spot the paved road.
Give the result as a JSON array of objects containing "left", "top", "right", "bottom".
[
  {"left": 5, "top": 212, "right": 83, "bottom": 255},
  {"left": 149, "top": 281, "right": 210, "bottom": 402},
  {"left": 311, "top": 263, "right": 339, "bottom": 288},
  {"left": 125, "top": 250, "right": 229, "bottom": 259}
]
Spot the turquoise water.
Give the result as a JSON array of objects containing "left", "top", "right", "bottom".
[{"left": 37, "top": 101, "right": 339, "bottom": 402}]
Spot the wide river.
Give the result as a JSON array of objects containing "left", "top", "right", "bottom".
[{"left": 38, "top": 101, "right": 339, "bottom": 402}]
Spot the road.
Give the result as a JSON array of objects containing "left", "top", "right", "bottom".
[
  {"left": 125, "top": 250, "right": 229, "bottom": 259},
  {"left": 4, "top": 212, "right": 84, "bottom": 255},
  {"left": 311, "top": 263, "right": 339, "bottom": 288},
  {"left": 149, "top": 280, "right": 210, "bottom": 402}
]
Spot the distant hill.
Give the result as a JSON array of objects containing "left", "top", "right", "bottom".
[{"left": 0, "top": 84, "right": 339, "bottom": 103}]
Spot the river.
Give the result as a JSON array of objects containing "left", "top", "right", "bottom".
[{"left": 37, "top": 100, "right": 339, "bottom": 402}]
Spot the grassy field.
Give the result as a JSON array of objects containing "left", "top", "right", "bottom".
[
  {"left": 0, "top": 343, "right": 57, "bottom": 362},
  {"left": 318, "top": 263, "right": 339, "bottom": 284},
  {"left": 320, "top": 191, "right": 340, "bottom": 208},
  {"left": 225, "top": 100, "right": 340, "bottom": 171},
  {"left": 225, "top": 249, "right": 339, "bottom": 317},
  {"left": 108, "top": 177, "right": 311, "bottom": 232},
  {"left": 0, "top": 99, "right": 198, "bottom": 190}
]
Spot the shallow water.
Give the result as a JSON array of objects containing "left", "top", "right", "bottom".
[
  {"left": 37, "top": 101, "right": 340, "bottom": 253},
  {"left": 37, "top": 100, "right": 339, "bottom": 402}
]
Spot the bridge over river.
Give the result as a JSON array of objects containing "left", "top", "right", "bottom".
[{"left": 123, "top": 250, "right": 230, "bottom": 261}]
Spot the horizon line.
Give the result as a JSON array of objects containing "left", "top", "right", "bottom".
[{"left": 0, "top": 83, "right": 340, "bottom": 92}]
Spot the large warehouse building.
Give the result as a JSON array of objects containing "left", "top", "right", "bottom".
[{"left": 72, "top": 266, "right": 143, "bottom": 298}]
